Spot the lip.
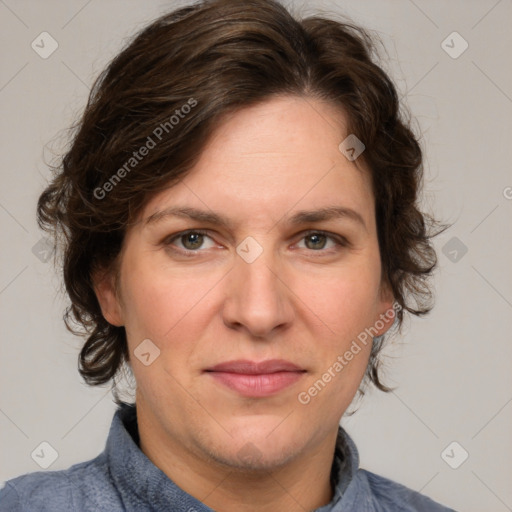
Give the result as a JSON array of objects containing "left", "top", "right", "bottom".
[
  {"left": 204, "top": 359, "right": 306, "bottom": 397},
  {"left": 206, "top": 359, "right": 304, "bottom": 374}
]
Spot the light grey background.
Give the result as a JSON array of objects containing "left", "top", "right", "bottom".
[{"left": 1, "top": 1, "right": 511, "bottom": 511}]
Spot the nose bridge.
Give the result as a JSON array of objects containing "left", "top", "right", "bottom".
[
  {"left": 235, "top": 235, "right": 282, "bottom": 307},
  {"left": 222, "top": 235, "right": 293, "bottom": 336},
  {"left": 238, "top": 242, "right": 279, "bottom": 295}
]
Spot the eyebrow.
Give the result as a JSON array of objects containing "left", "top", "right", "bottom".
[{"left": 143, "top": 205, "right": 367, "bottom": 232}]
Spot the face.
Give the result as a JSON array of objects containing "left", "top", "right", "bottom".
[{"left": 95, "top": 95, "right": 394, "bottom": 472}]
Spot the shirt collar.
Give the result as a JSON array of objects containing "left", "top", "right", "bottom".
[
  {"left": 320, "top": 420, "right": 360, "bottom": 510},
  {"left": 106, "top": 402, "right": 359, "bottom": 511}
]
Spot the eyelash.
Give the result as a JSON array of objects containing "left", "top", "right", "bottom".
[{"left": 163, "top": 229, "right": 349, "bottom": 257}]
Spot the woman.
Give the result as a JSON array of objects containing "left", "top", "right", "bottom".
[{"left": 0, "top": 0, "right": 454, "bottom": 510}]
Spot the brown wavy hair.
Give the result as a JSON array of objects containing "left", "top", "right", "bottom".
[{"left": 37, "top": 0, "right": 445, "bottom": 403}]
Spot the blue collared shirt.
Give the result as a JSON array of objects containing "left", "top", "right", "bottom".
[{"left": 0, "top": 403, "right": 456, "bottom": 511}]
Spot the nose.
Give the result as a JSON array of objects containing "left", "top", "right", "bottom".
[{"left": 222, "top": 244, "right": 294, "bottom": 339}]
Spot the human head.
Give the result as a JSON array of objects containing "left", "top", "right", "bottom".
[{"left": 37, "top": 0, "right": 439, "bottom": 406}]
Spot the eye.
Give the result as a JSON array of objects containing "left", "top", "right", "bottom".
[
  {"left": 165, "top": 230, "right": 216, "bottom": 253},
  {"left": 295, "top": 230, "right": 347, "bottom": 252}
]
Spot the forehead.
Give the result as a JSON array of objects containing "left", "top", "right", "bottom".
[{"left": 139, "top": 95, "right": 374, "bottom": 230}]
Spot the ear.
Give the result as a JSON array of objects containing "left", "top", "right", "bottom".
[
  {"left": 373, "top": 280, "right": 396, "bottom": 337},
  {"left": 92, "top": 267, "right": 124, "bottom": 327}
]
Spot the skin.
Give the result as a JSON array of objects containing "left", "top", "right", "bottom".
[{"left": 94, "top": 95, "right": 395, "bottom": 512}]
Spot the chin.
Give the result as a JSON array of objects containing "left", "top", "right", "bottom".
[
  {"left": 210, "top": 438, "right": 302, "bottom": 473},
  {"left": 220, "top": 421, "right": 304, "bottom": 461}
]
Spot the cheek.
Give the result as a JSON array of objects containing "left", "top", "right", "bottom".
[
  {"left": 294, "top": 268, "right": 377, "bottom": 414},
  {"left": 119, "top": 260, "right": 230, "bottom": 397},
  {"left": 120, "top": 264, "right": 212, "bottom": 393},
  {"left": 293, "top": 261, "right": 382, "bottom": 340},
  {"left": 120, "top": 256, "right": 219, "bottom": 341}
]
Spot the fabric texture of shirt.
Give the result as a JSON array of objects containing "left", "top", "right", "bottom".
[{"left": 0, "top": 403, "right": 456, "bottom": 511}]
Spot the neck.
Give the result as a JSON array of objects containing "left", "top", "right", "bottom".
[{"left": 136, "top": 406, "right": 339, "bottom": 512}]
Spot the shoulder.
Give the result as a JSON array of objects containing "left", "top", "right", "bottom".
[
  {"left": 0, "top": 453, "right": 122, "bottom": 512},
  {"left": 354, "top": 468, "right": 457, "bottom": 511}
]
